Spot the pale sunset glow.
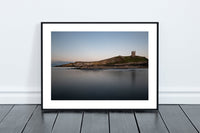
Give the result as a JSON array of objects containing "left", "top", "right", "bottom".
[{"left": 51, "top": 32, "right": 148, "bottom": 63}]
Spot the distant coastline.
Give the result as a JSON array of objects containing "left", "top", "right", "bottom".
[{"left": 55, "top": 52, "right": 148, "bottom": 69}]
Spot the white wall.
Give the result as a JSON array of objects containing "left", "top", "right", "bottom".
[{"left": 0, "top": 0, "right": 200, "bottom": 104}]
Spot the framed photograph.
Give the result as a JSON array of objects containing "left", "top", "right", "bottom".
[{"left": 41, "top": 22, "right": 158, "bottom": 110}]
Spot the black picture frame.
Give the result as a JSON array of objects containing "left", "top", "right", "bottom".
[{"left": 41, "top": 22, "right": 159, "bottom": 110}]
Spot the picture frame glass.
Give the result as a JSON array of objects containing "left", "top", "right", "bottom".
[{"left": 42, "top": 22, "right": 158, "bottom": 109}]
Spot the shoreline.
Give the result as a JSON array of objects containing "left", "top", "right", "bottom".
[{"left": 53, "top": 65, "right": 148, "bottom": 70}]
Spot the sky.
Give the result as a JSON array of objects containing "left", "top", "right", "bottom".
[{"left": 51, "top": 32, "right": 148, "bottom": 62}]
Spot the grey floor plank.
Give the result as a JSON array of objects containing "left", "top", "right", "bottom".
[
  {"left": 81, "top": 112, "right": 109, "bottom": 133},
  {"left": 0, "top": 105, "right": 36, "bottom": 133},
  {"left": 52, "top": 111, "right": 82, "bottom": 133},
  {"left": 0, "top": 105, "right": 13, "bottom": 122},
  {"left": 159, "top": 105, "right": 198, "bottom": 133},
  {"left": 135, "top": 111, "right": 169, "bottom": 133},
  {"left": 22, "top": 105, "right": 57, "bottom": 133},
  {"left": 110, "top": 111, "right": 139, "bottom": 133},
  {"left": 180, "top": 105, "right": 200, "bottom": 132}
]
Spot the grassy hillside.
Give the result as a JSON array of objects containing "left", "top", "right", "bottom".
[
  {"left": 55, "top": 55, "right": 148, "bottom": 68},
  {"left": 104, "top": 56, "right": 148, "bottom": 65}
]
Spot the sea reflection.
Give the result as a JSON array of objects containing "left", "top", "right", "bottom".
[{"left": 51, "top": 67, "right": 148, "bottom": 100}]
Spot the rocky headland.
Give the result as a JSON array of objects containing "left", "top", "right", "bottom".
[{"left": 56, "top": 53, "right": 148, "bottom": 69}]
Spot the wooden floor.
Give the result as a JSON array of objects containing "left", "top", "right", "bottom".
[{"left": 0, "top": 105, "right": 200, "bottom": 133}]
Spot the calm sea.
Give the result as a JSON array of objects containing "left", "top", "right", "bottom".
[{"left": 51, "top": 67, "right": 148, "bottom": 100}]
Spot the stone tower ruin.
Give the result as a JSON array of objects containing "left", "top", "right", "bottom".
[{"left": 131, "top": 51, "right": 136, "bottom": 57}]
